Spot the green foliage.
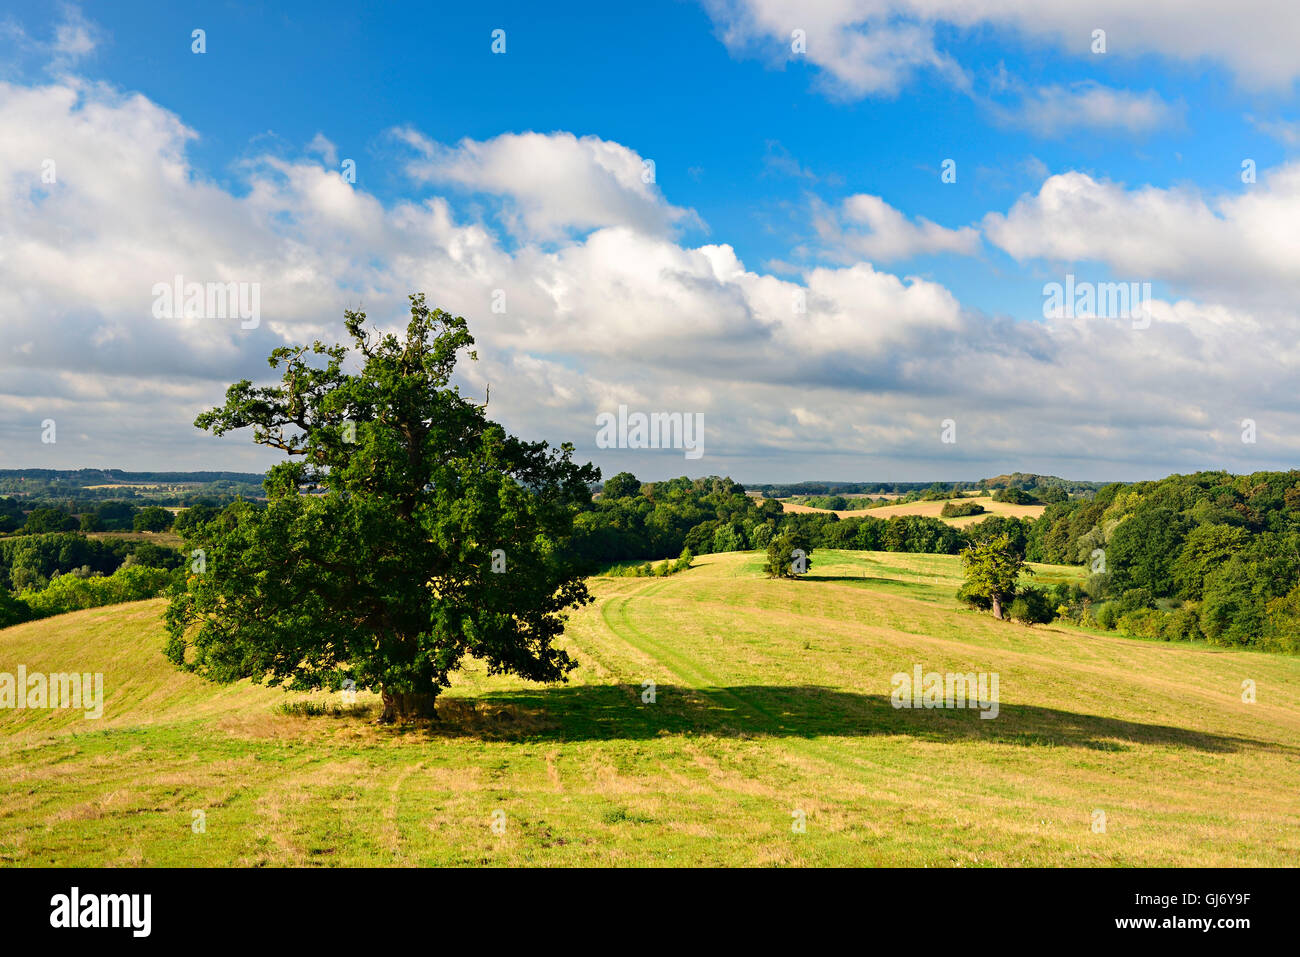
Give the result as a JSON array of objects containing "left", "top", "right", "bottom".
[
  {"left": 1037, "top": 486, "right": 1068, "bottom": 504},
  {"left": 1094, "top": 602, "right": 1118, "bottom": 630},
  {"left": 574, "top": 475, "right": 760, "bottom": 565},
  {"left": 1262, "top": 583, "right": 1300, "bottom": 653},
  {"left": 133, "top": 506, "right": 175, "bottom": 532},
  {"left": 84, "top": 501, "right": 138, "bottom": 532},
  {"left": 959, "top": 533, "right": 1028, "bottom": 619},
  {"left": 23, "top": 508, "right": 78, "bottom": 534},
  {"left": 800, "top": 495, "right": 851, "bottom": 511},
  {"left": 19, "top": 565, "right": 176, "bottom": 621},
  {"left": 164, "top": 295, "right": 599, "bottom": 723},
  {"left": 1171, "top": 523, "right": 1248, "bottom": 600},
  {"left": 992, "top": 487, "right": 1037, "bottom": 505},
  {"left": 1022, "top": 470, "right": 1300, "bottom": 651},
  {"left": 1107, "top": 506, "right": 1188, "bottom": 597},
  {"left": 0, "top": 496, "right": 23, "bottom": 534},
  {"left": 0, "top": 532, "right": 157, "bottom": 591},
  {"left": 955, "top": 580, "right": 991, "bottom": 610},
  {"left": 607, "top": 548, "right": 694, "bottom": 579},
  {"left": 940, "top": 500, "right": 986, "bottom": 518},
  {"left": 765, "top": 528, "right": 813, "bottom": 579},
  {"left": 173, "top": 504, "right": 220, "bottom": 537},
  {"left": 600, "top": 472, "right": 642, "bottom": 500},
  {"left": 0, "top": 588, "right": 31, "bottom": 628},
  {"left": 1007, "top": 585, "right": 1055, "bottom": 624}
]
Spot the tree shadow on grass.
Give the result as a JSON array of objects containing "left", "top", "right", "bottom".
[
  {"left": 398, "top": 683, "right": 1293, "bottom": 756},
  {"left": 801, "top": 574, "right": 937, "bottom": 590}
]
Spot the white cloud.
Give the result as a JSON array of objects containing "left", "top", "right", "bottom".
[
  {"left": 4, "top": 75, "right": 1300, "bottom": 479},
  {"left": 992, "top": 83, "right": 1182, "bottom": 137},
  {"left": 982, "top": 165, "right": 1300, "bottom": 306},
  {"left": 396, "top": 129, "right": 699, "bottom": 242},
  {"left": 1248, "top": 114, "right": 1300, "bottom": 147},
  {"left": 703, "top": 0, "right": 1300, "bottom": 98},
  {"left": 703, "top": 0, "right": 966, "bottom": 98},
  {"left": 52, "top": 4, "right": 99, "bottom": 66},
  {"left": 812, "top": 193, "right": 980, "bottom": 262},
  {"left": 306, "top": 132, "right": 339, "bottom": 167}
]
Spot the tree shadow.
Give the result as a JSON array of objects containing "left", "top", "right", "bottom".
[
  {"left": 396, "top": 683, "right": 1292, "bottom": 756},
  {"left": 802, "top": 574, "right": 936, "bottom": 590}
]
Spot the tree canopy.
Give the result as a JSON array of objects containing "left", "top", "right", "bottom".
[
  {"left": 164, "top": 295, "right": 599, "bottom": 722},
  {"left": 959, "top": 533, "right": 1028, "bottom": 620}
]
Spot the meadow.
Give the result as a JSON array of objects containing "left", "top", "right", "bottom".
[
  {"left": 779, "top": 495, "right": 1045, "bottom": 527},
  {"left": 1, "top": 549, "right": 1297, "bottom": 866}
]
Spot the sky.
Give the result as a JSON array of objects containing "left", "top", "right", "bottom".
[{"left": 2, "top": 1, "right": 1300, "bottom": 483}]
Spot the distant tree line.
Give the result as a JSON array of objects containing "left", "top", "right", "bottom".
[
  {"left": 6, "top": 465, "right": 1300, "bottom": 655},
  {"left": 0, "top": 497, "right": 223, "bottom": 536},
  {"left": 1021, "top": 470, "right": 1300, "bottom": 652}
]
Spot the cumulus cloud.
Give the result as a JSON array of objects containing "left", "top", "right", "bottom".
[
  {"left": 703, "top": 0, "right": 966, "bottom": 98},
  {"left": 982, "top": 166, "right": 1300, "bottom": 306},
  {"left": 703, "top": 0, "right": 1300, "bottom": 98},
  {"left": 811, "top": 193, "right": 980, "bottom": 262},
  {"left": 396, "top": 129, "right": 699, "bottom": 242},
  {"left": 4, "top": 75, "right": 1300, "bottom": 479}
]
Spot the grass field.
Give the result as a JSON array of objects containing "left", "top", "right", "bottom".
[
  {"left": 2, "top": 549, "right": 1297, "bottom": 867},
  {"left": 84, "top": 530, "right": 184, "bottom": 547},
  {"left": 778, "top": 495, "right": 1046, "bottom": 527}
]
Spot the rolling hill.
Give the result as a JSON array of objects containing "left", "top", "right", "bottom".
[{"left": 1, "top": 550, "right": 1297, "bottom": 866}]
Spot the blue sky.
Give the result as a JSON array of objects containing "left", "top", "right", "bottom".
[{"left": 3, "top": 1, "right": 1300, "bottom": 481}]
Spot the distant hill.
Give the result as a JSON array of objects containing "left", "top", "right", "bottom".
[
  {"left": 976, "top": 473, "right": 1113, "bottom": 495},
  {"left": 0, "top": 468, "right": 265, "bottom": 485},
  {"left": 0, "top": 469, "right": 267, "bottom": 507},
  {"left": 746, "top": 475, "right": 1116, "bottom": 499}
]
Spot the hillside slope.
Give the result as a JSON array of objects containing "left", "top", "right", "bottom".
[{"left": 1, "top": 550, "right": 1297, "bottom": 866}]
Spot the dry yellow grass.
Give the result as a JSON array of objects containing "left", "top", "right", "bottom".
[
  {"left": 1, "top": 550, "right": 1296, "bottom": 867},
  {"left": 780, "top": 495, "right": 1045, "bottom": 527}
]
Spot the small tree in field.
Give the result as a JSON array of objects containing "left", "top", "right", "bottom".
[
  {"left": 164, "top": 295, "right": 599, "bottom": 723},
  {"left": 959, "top": 532, "right": 1028, "bottom": 620},
  {"left": 765, "top": 527, "right": 812, "bottom": 579}
]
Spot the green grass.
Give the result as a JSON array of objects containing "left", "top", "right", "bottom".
[{"left": 1, "top": 549, "right": 1297, "bottom": 866}]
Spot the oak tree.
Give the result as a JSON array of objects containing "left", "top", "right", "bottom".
[{"left": 164, "top": 295, "right": 598, "bottom": 722}]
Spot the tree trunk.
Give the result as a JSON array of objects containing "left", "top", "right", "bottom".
[
  {"left": 377, "top": 688, "right": 439, "bottom": 724},
  {"left": 991, "top": 595, "right": 1003, "bottom": 620}
]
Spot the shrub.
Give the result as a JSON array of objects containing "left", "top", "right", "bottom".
[
  {"left": 19, "top": 565, "right": 177, "bottom": 620},
  {"left": 0, "top": 589, "right": 31, "bottom": 629},
  {"left": 1094, "top": 602, "right": 1119, "bottom": 630},
  {"left": 1008, "top": 586, "right": 1055, "bottom": 624},
  {"left": 940, "top": 501, "right": 986, "bottom": 518},
  {"left": 1117, "top": 587, "right": 1154, "bottom": 614},
  {"left": 956, "top": 581, "right": 991, "bottom": 610},
  {"left": 993, "top": 488, "right": 1037, "bottom": 505},
  {"left": 1162, "top": 605, "right": 1202, "bottom": 642},
  {"left": 1117, "top": 608, "right": 1164, "bottom": 640}
]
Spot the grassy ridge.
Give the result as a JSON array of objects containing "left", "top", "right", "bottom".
[{"left": 1, "top": 550, "right": 1297, "bottom": 866}]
